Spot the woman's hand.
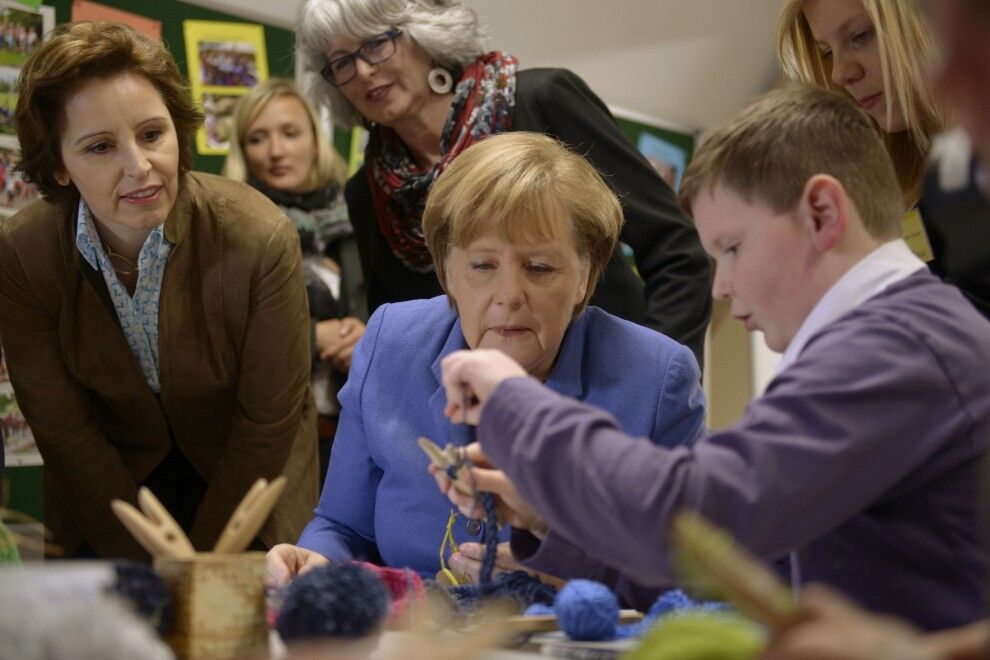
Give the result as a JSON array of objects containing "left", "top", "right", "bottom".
[
  {"left": 429, "top": 442, "right": 548, "bottom": 539},
  {"left": 319, "top": 317, "right": 366, "bottom": 372},
  {"left": 440, "top": 349, "right": 527, "bottom": 425},
  {"left": 449, "top": 541, "right": 565, "bottom": 588},
  {"left": 266, "top": 543, "right": 330, "bottom": 587}
]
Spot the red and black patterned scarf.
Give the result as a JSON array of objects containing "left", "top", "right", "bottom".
[{"left": 366, "top": 51, "right": 517, "bottom": 272}]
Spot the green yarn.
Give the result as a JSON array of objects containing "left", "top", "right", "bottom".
[
  {"left": 0, "top": 517, "right": 21, "bottom": 564},
  {"left": 623, "top": 613, "right": 764, "bottom": 660}
]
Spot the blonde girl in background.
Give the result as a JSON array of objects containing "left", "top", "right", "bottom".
[
  {"left": 777, "top": 0, "right": 990, "bottom": 318},
  {"left": 225, "top": 79, "right": 366, "bottom": 478},
  {"left": 777, "top": 0, "right": 944, "bottom": 205}
]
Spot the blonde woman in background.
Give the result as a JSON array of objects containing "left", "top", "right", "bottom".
[
  {"left": 225, "top": 79, "right": 366, "bottom": 477},
  {"left": 778, "top": 0, "right": 943, "bottom": 204},
  {"left": 777, "top": 0, "right": 990, "bottom": 317}
]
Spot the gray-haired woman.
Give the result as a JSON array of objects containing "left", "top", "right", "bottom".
[{"left": 296, "top": 0, "right": 712, "bottom": 366}]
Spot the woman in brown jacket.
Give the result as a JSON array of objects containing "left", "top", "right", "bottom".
[{"left": 0, "top": 22, "right": 318, "bottom": 559}]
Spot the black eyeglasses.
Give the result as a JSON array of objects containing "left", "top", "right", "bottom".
[{"left": 320, "top": 29, "right": 401, "bottom": 87}]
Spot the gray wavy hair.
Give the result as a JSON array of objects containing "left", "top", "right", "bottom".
[{"left": 297, "top": 0, "right": 489, "bottom": 128}]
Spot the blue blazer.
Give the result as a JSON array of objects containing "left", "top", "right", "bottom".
[{"left": 297, "top": 296, "right": 706, "bottom": 577}]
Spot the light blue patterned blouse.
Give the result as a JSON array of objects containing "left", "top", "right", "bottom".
[{"left": 75, "top": 202, "right": 172, "bottom": 393}]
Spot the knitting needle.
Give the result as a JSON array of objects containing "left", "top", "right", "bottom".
[
  {"left": 214, "top": 476, "right": 287, "bottom": 554},
  {"left": 418, "top": 436, "right": 473, "bottom": 495}
]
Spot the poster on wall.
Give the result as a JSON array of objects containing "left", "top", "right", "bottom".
[
  {"left": 636, "top": 132, "right": 688, "bottom": 192},
  {"left": 610, "top": 106, "right": 694, "bottom": 194},
  {"left": 183, "top": 20, "right": 268, "bottom": 156},
  {"left": 1, "top": 351, "right": 40, "bottom": 467},
  {"left": 0, "top": 1, "right": 52, "bottom": 219},
  {"left": 0, "top": 1, "right": 51, "bottom": 464},
  {"left": 70, "top": 0, "right": 162, "bottom": 40}
]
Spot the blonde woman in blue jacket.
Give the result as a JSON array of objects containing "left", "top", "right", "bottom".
[{"left": 267, "top": 133, "right": 706, "bottom": 596}]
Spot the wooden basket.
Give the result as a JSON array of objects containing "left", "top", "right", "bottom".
[{"left": 155, "top": 551, "right": 267, "bottom": 659}]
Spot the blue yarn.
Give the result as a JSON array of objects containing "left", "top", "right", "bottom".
[
  {"left": 647, "top": 588, "right": 695, "bottom": 618},
  {"left": 276, "top": 563, "right": 389, "bottom": 641},
  {"left": 554, "top": 579, "right": 619, "bottom": 641},
  {"left": 478, "top": 492, "right": 499, "bottom": 584},
  {"left": 448, "top": 569, "right": 557, "bottom": 610},
  {"left": 446, "top": 410, "right": 499, "bottom": 587}
]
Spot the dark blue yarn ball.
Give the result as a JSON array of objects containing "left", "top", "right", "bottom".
[
  {"left": 109, "top": 560, "right": 173, "bottom": 634},
  {"left": 276, "top": 563, "right": 389, "bottom": 642},
  {"left": 554, "top": 579, "right": 619, "bottom": 641}
]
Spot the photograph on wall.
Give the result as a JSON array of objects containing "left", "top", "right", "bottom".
[
  {"left": 0, "top": 345, "right": 40, "bottom": 467},
  {"left": 0, "top": 65, "right": 17, "bottom": 136},
  {"left": 0, "top": 137, "right": 39, "bottom": 217},
  {"left": 637, "top": 131, "right": 688, "bottom": 192},
  {"left": 0, "top": 1, "right": 52, "bottom": 139},
  {"left": 200, "top": 92, "right": 240, "bottom": 151},
  {"left": 0, "top": 1, "right": 52, "bottom": 68},
  {"left": 198, "top": 41, "right": 258, "bottom": 88},
  {"left": 183, "top": 20, "right": 268, "bottom": 156}
]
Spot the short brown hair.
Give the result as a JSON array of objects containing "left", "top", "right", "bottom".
[
  {"left": 679, "top": 84, "right": 903, "bottom": 241},
  {"left": 15, "top": 21, "right": 203, "bottom": 203},
  {"left": 422, "top": 132, "right": 623, "bottom": 313}
]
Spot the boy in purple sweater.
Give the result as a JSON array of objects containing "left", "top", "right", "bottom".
[{"left": 434, "top": 84, "right": 990, "bottom": 632}]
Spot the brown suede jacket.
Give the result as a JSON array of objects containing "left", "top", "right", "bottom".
[{"left": 0, "top": 171, "right": 318, "bottom": 559}]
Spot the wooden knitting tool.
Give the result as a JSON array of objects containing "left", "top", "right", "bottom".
[
  {"left": 670, "top": 510, "right": 796, "bottom": 628},
  {"left": 418, "top": 436, "right": 473, "bottom": 495},
  {"left": 213, "top": 476, "right": 287, "bottom": 554},
  {"left": 111, "top": 487, "right": 195, "bottom": 560},
  {"left": 507, "top": 609, "right": 644, "bottom": 634}
]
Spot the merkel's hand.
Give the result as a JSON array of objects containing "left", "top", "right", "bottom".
[
  {"left": 450, "top": 541, "right": 566, "bottom": 588},
  {"left": 440, "top": 349, "right": 527, "bottom": 425},
  {"left": 429, "top": 443, "right": 548, "bottom": 539}
]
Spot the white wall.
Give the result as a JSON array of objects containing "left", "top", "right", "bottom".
[{"left": 182, "top": 0, "right": 783, "bottom": 131}]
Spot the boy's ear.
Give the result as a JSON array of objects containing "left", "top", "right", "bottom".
[{"left": 798, "top": 174, "right": 847, "bottom": 253}]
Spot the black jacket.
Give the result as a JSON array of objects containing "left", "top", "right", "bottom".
[{"left": 345, "top": 67, "right": 711, "bottom": 366}]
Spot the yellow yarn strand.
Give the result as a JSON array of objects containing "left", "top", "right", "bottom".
[{"left": 438, "top": 508, "right": 464, "bottom": 586}]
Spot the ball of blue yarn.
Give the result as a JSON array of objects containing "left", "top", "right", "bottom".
[
  {"left": 276, "top": 563, "right": 389, "bottom": 642},
  {"left": 555, "top": 579, "right": 619, "bottom": 641}
]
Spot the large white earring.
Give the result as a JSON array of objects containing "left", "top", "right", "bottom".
[{"left": 428, "top": 67, "right": 453, "bottom": 94}]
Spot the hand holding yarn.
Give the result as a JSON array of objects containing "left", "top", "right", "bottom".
[
  {"left": 448, "top": 541, "right": 560, "bottom": 586},
  {"left": 266, "top": 543, "right": 331, "bottom": 587},
  {"left": 440, "top": 349, "right": 528, "bottom": 424},
  {"left": 429, "top": 443, "right": 548, "bottom": 538}
]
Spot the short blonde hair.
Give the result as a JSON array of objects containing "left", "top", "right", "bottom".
[
  {"left": 679, "top": 84, "right": 903, "bottom": 242},
  {"left": 223, "top": 78, "right": 347, "bottom": 190},
  {"left": 776, "top": 0, "right": 946, "bottom": 205},
  {"left": 422, "top": 132, "right": 622, "bottom": 313}
]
